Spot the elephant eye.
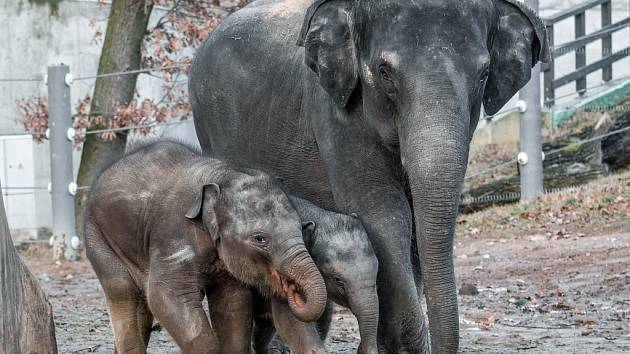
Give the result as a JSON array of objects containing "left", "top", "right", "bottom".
[
  {"left": 379, "top": 66, "right": 393, "bottom": 82},
  {"left": 334, "top": 276, "right": 344, "bottom": 288},
  {"left": 252, "top": 233, "right": 267, "bottom": 245}
]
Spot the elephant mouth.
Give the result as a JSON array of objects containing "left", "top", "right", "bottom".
[
  {"left": 280, "top": 276, "right": 307, "bottom": 309},
  {"left": 270, "top": 267, "right": 306, "bottom": 307}
]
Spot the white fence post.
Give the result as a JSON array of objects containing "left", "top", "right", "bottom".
[
  {"left": 47, "top": 65, "right": 77, "bottom": 261},
  {"left": 518, "top": 0, "right": 545, "bottom": 200}
]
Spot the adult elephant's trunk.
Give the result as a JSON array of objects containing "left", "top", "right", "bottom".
[
  {"left": 348, "top": 288, "right": 379, "bottom": 354},
  {"left": 277, "top": 242, "right": 328, "bottom": 322},
  {"left": 400, "top": 106, "right": 469, "bottom": 354}
]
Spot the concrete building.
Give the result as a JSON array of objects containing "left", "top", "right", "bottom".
[{"left": 0, "top": 0, "right": 194, "bottom": 241}]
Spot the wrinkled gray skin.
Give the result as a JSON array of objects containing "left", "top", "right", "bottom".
[
  {"left": 190, "top": 0, "right": 549, "bottom": 352},
  {"left": 84, "top": 141, "right": 327, "bottom": 354},
  {"left": 251, "top": 196, "right": 379, "bottom": 354}
]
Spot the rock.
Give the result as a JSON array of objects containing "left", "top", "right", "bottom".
[
  {"left": 528, "top": 234, "right": 547, "bottom": 242},
  {"left": 459, "top": 283, "right": 479, "bottom": 296}
]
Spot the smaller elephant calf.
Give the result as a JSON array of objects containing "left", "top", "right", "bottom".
[
  {"left": 84, "top": 141, "right": 328, "bottom": 354},
  {"left": 251, "top": 196, "right": 379, "bottom": 354}
]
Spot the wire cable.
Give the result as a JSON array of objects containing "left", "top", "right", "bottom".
[
  {"left": 0, "top": 77, "right": 44, "bottom": 83},
  {"left": 73, "top": 63, "right": 190, "bottom": 81},
  {"left": 78, "top": 119, "right": 190, "bottom": 135},
  {"left": 465, "top": 125, "right": 630, "bottom": 180}
]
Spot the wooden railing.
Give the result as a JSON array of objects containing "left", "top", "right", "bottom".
[{"left": 543, "top": 0, "right": 630, "bottom": 106}]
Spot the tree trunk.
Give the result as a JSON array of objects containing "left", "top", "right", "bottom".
[
  {"left": 0, "top": 178, "right": 58, "bottom": 354},
  {"left": 75, "top": 0, "right": 153, "bottom": 241}
]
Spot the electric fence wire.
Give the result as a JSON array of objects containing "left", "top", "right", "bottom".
[
  {"left": 0, "top": 77, "right": 44, "bottom": 83},
  {"left": 1, "top": 62, "right": 190, "bottom": 83},
  {"left": 77, "top": 119, "right": 190, "bottom": 136},
  {"left": 464, "top": 125, "right": 630, "bottom": 180},
  {"left": 483, "top": 105, "right": 523, "bottom": 122},
  {"left": 73, "top": 63, "right": 190, "bottom": 81},
  {"left": 460, "top": 185, "right": 589, "bottom": 205}
]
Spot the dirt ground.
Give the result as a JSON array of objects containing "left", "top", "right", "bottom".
[{"left": 19, "top": 173, "right": 630, "bottom": 353}]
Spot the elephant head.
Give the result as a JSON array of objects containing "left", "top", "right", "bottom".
[
  {"left": 185, "top": 173, "right": 328, "bottom": 322},
  {"left": 303, "top": 214, "right": 379, "bottom": 354},
  {"left": 298, "top": 0, "right": 549, "bottom": 351}
]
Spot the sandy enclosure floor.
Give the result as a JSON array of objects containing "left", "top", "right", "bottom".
[{"left": 21, "top": 222, "right": 630, "bottom": 353}]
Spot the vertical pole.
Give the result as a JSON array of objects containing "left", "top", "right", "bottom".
[
  {"left": 601, "top": 1, "right": 612, "bottom": 82},
  {"left": 518, "top": 0, "right": 544, "bottom": 200},
  {"left": 47, "top": 65, "right": 77, "bottom": 261}
]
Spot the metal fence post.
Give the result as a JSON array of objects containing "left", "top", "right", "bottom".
[
  {"left": 47, "top": 65, "right": 77, "bottom": 261},
  {"left": 518, "top": 0, "right": 544, "bottom": 200}
]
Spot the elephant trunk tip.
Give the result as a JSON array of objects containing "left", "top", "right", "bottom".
[{"left": 274, "top": 250, "right": 328, "bottom": 322}]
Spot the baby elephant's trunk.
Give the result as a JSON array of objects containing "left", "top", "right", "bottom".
[
  {"left": 278, "top": 244, "right": 328, "bottom": 322},
  {"left": 350, "top": 288, "right": 379, "bottom": 354}
]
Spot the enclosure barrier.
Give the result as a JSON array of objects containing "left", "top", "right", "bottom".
[
  {"left": 518, "top": 0, "right": 545, "bottom": 200},
  {"left": 0, "top": 62, "right": 190, "bottom": 259},
  {"left": 543, "top": 0, "right": 630, "bottom": 106},
  {"left": 48, "top": 65, "right": 78, "bottom": 261}
]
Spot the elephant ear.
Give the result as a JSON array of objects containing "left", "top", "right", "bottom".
[
  {"left": 301, "top": 221, "right": 317, "bottom": 250},
  {"left": 185, "top": 183, "right": 221, "bottom": 242},
  {"left": 297, "top": 0, "right": 358, "bottom": 108},
  {"left": 483, "top": 0, "right": 550, "bottom": 115}
]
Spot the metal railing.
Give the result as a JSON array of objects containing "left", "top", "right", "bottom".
[{"left": 543, "top": 0, "right": 630, "bottom": 106}]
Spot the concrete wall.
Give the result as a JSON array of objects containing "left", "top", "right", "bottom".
[{"left": 0, "top": 0, "right": 194, "bottom": 240}]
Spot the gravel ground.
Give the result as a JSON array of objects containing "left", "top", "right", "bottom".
[
  {"left": 22, "top": 225, "right": 629, "bottom": 353},
  {"left": 19, "top": 171, "right": 630, "bottom": 353}
]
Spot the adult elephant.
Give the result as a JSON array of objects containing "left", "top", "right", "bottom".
[{"left": 190, "top": 0, "right": 549, "bottom": 352}]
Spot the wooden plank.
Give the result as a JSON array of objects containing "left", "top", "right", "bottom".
[
  {"left": 543, "top": 24, "right": 556, "bottom": 107},
  {"left": 601, "top": 1, "right": 612, "bottom": 81},
  {"left": 544, "top": 0, "right": 610, "bottom": 24},
  {"left": 575, "top": 12, "right": 587, "bottom": 94},
  {"left": 552, "top": 17, "right": 630, "bottom": 58},
  {"left": 553, "top": 46, "right": 630, "bottom": 88}
]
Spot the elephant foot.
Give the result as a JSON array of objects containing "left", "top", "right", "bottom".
[{"left": 268, "top": 342, "right": 290, "bottom": 354}]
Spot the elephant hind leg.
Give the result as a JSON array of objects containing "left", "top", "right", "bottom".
[
  {"left": 85, "top": 220, "right": 151, "bottom": 354},
  {"left": 109, "top": 297, "right": 153, "bottom": 354}
]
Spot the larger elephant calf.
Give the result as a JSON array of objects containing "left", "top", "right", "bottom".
[{"left": 84, "top": 141, "right": 327, "bottom": 354}]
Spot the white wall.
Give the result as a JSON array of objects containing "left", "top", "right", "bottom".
[{"left": 0, "top": 0, "right": 194, "bottom": 240}]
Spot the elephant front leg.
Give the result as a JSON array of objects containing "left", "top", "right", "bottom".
[
  {"left": 252, "top": 313, "right": 276, "bottom": 354},
  {"left": 206, "top": 279, "right": 253, "bottom": 354},
  {"left": 328, "top": 181, "right": 430, "bottom": 353},
  {"left": 146, "top": 271, "right": 219, "bottom": 354},
  {"left": 271, "top": 296, "right": 327, "bottom": 354}
]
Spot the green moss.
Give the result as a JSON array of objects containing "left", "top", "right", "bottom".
[
  {"left": 564, "top": 197, "right": 578, "bottom": 206},
  {"left": 513, "top": 297, "right": 528, "bottom": 307},
  {"left": 598, "top": 195, "right": 614, "bottom": 208},
  {"left": 563, "top": 143, "right": 583, "bottom": 153}
]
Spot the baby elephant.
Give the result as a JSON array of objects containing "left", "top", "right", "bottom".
[
  {"left": 84, "top": 141, "right": 327, "bottom": 354},
  {"left": 251, "top": 196, "right": 379, "bottom": 354}
]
